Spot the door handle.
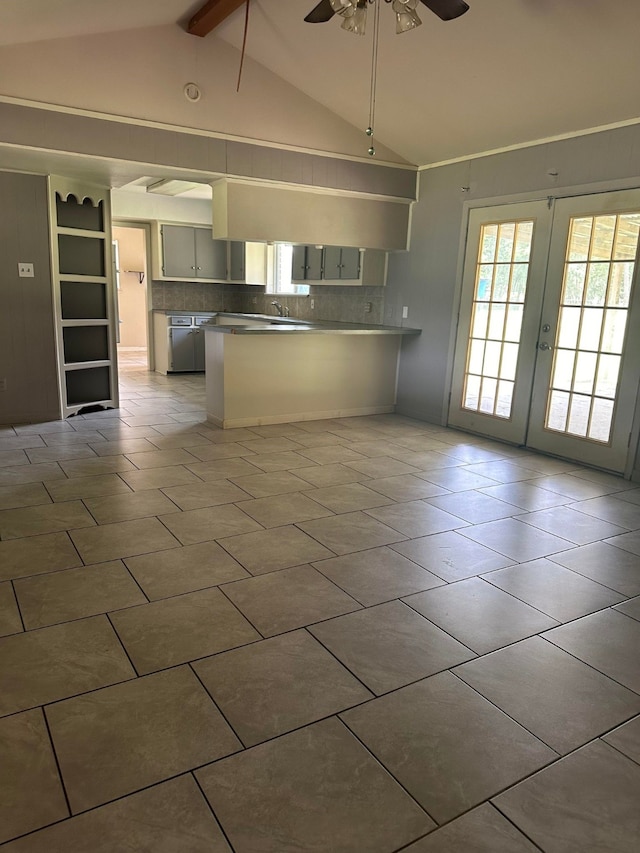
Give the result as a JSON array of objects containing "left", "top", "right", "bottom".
[{"left": 537, "top": 341, "right": 553, "bottom": 351}]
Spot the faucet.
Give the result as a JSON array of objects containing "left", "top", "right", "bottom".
[{"left": 271, "top": 301, "right": 284, "bottom": 317}]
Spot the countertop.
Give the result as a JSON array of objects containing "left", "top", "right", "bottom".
[{"left": 199, "top": 313, "right": 421, "bottom": 336}]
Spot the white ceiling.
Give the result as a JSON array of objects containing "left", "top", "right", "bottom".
[{"left": 2, "top": 0, "right": 640, "bottom": 166}]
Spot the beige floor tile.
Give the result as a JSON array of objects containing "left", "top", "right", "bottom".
[
  {"left": 194, "top": 630, "right": 372, "bottom": 746},
  {"left": 0, "top": 615, "right": 134, "bottom": 716},
  {"left": 493, "top": 740, "right": 640, "bottom": 853},
  {"left": 456, "top": 636, "right": 640, "bottom": 754},
  {"left": 110, "top": 587, "right": 261, "bottom": 674},
  {"left": 125, "top": 541, "right": 249, "bottom": 599},
  {"left": 0, "top": 482, "right": 52, "bottom": 511},
  {"left": 405, "top": 577, "right": 558, "bottom": 655},
  {"left": 184, "top": 442, "right": 255, "bottom": 462},
  {"left": 228, "top": 469, "right": 310, "bottom": 498},
  {"left": 0, "top": 532, "right": 82, "bottom": 582},
  {"left": 59, "top": 456, "right": 136, "bottom": 478},
  {"left": 218, "top": 525, "right": 333, "bottom": 575},
  {"left": 69, "top": 517, "right": 180, "bottom": 563},
  {"left": 366, "top": 474, "right": 449, "bottom": 501},
  {"left": 161, "top": 479, "right": 250, "bottom": 510},
  {"left": 305, "top": 482, "right": 392, "bottom": 513},
  {"left": 313, "top": 546, "right": 445, "bottom": 606},
  {"left": 233, "top": 451, "right": 315, "bottom": 473},
  {"left": 236, "top": 492, "right": 333, "bottom": 528},
  {"left": 239, "top": 436, "right": 306, "bottom": 454},
  {"left": 185, "top": 458, "right": 263, "bottom": 480},
  {"left": 297, "top": 445, "right": 368, "bottom": 465},
  {"left": 196, "top": 718, "right": 434, "bottom": 853},
  {"left": 342, "top": 672, "right": 555, "bottom": 824},
  {"left": 25, "top": 445, "right": 97, "bottom": 464},
  {"left": 124, "top": 448, "right": 201, "bottom": 469},
  {"left": 366, "top": 500, "right": 468, "bottom": 538},
  {"left": 460, "top": 517, "right": 574, "bottom": 562},
  {"left": 0, "top": 449, "right": 31, "bottom": 467},
  {"left": 391, "top": 530, "right": 514, "bottom": 582},
  {"left": 119, "top": 465, "right": 203, "bottom": 491},
  {"left": 14, "top": 561, "right": 147, "bottom": 629},
  {"left": 0, "top": 709, "right": 68, "bottom": 845},
  {"left": 0, "top": 581, "right": 22, "bottom": 637},
  {"left": 159, "top": 504, "right": 262, "bottom": 545},
  {"left": 222, "top": 565, "right": 361, "bottom": 637},
  {"left": 1, "top": 775, "right": 231, "bottom": 853},
  {"left": 518, "top": 505, "right": 627, "bottom": 544},
  {"left": 47, "top": 667, "right": 241, "bottom": 813},
  {"left": 0, "top": 434, "right": 45, "bottom": 452},
  {"left": 543, "top": 609, "right": 640, "bottom": 693},
  {"left": 293, "top": 463, "right": 370, "bottom": 488},
  {"left": 0, "top": 500, "right": 96, "bottom": 539},
  {"left": 0, "top": 463, "right": 66, "bottom": 486},
  {"left": 485, "top": 558, "right": 625, "bottom": 621},
  {"left": 88, "top": 438, "right": 160, "bottom": 456},
  {"left": 603, "top": 716, "right": 640, "bottom": 765},
  {"left": 45, "top": 473, "right": 131, "bottom": 501},
  {"left": 83, "top": 489, "right": 180, "bottom": 524},
  {"left": 298, "top": 510, "right": 407, "bottom": 555},
  {"left": 404, "top": 804, "right": 539, "bottom": 852},
  {"left": 311, "top": 601, "right": 474, "bottom": 694},
  {"left": 549, "top": 541, "right": 640, "bottom": 595},
  {"left": 345, "top": 457, "right": 422, "bottom": 478}
]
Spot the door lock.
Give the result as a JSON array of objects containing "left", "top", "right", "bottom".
[
  {"left": 537, "top": 341, "right": 552, "bottom": 351},
  {"left": 541, "top": 323, "right": 551, "bottom": 333}
]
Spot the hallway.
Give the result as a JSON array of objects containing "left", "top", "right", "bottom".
[{"left": 1, "top": 366, "right": 640, "bottom": 851}]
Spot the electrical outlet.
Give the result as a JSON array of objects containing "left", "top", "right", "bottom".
[
  {"left": 251, "top": 296, "right": 257, "bottom": 305},
  {"left": 310, "top": 299, "right": 315, "bottom": 309},
  {"left": 387, "top": 305, "right": 394, "bottom": 319},
  {"left": 364, "top": 302, "right": 372, "bottom": 313},
  {"left": 0, "top": 379, "right": 6, "bottom": 391},
  {"left": 18, "top": 262, "right": 34, "bottom": 278}
]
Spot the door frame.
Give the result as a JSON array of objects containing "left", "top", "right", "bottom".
[
  {"left": 445, "top": 184, "right": 640, "bottom": 477},
  {"left": 111, "top": 219, "right": 153, "bottom": 372}
]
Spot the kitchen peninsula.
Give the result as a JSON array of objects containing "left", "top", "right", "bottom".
[{"left": 203, "top": 314, "right": 420, "bottom": 428}]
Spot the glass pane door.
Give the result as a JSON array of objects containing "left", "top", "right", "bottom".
[
  {"left": 527, "top": 190, "right": 640, "bottom": 472},
  {"left": 448, "top": 201, "right": 553, "bottom": 444}
]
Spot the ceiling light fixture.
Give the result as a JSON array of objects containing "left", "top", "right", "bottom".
[{"left": 329, "top": 0, "right": 422, "bottom": 36}]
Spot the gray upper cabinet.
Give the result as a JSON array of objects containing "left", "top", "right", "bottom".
[
  {"left": 229, "top": 240, "right": 245, "bottom": 281},
  {"left": 323, "top": 246, "right": 360, "bottom": 280},
  {"left": 194, "top": 228, "right": 227, "bottom": 279},
  {"left": 292, "top": 245, "right": 323, "bottom": 280},
  {"left": 161, "top": 225, "right": 226, "bottom": 280},
  {"left": 291, "top": 244, "right": 383, "bottom": 286}
]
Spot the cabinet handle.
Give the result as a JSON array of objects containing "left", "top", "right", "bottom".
[
  {"left": 191, "top": 266, "right": 196, "bottom": 270},
  {"left": 197, "top": 267, "right": 202, "bottom": 270}
]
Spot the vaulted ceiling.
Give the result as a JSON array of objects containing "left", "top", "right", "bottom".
[{"left": 2, "top": 0, "right": 640, "bottom": 166}]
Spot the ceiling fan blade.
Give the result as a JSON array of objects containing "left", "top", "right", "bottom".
[
  {"left": 419, "top": 0, "right": 470, "bottom": 21},
  {"left": 304, "top": 0, "right": 337, "bottom": 23}
]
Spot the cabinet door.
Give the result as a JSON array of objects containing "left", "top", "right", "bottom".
[
  {"left": 169, "top": 327, "right": 195, "bottom": 371},
  {"left": 195, "top": 229, "right": 227, "bottom": 279},
  {"left": 193, "top": 328, "right": 206, "bottom": 371},
  {"left": 292, "top": 245, "right": 307, "bottom": 280},
  {"left": 340, "top": 247, "right": 361, "bottom": 280},
  {"left": 305, "top": 246, "right": 324, "bottom": 280},
  {"left": 162, "top": 226, "right": 196, "bottom": 278},
  {"left": 229, "top": 241, "right": 246, "bottom": 281},
  {"left": 323, "top": 246, "right": 342, "bottom": 280}
]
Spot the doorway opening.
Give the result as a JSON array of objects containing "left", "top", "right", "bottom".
[
  {"left": 112, "top": 223, "right": 150, "bottom": 372},
  {"left": 448, "top": 189, "right": 640, "bottom": 475}
]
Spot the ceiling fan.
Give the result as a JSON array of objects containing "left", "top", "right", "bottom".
[{"left": 305, "top": 0, "right": 470, "bottom": 29}]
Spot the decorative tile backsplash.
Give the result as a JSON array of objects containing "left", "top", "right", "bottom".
[{"left": 151, "top": 281, "right": 385, "bottom": 325}]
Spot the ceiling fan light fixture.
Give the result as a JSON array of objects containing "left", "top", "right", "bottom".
[
  {"left": 341, "top": 4, "right": 367, "bottom": 34},
  {"left": 395, "top": 8, "right": 422, "bottom": 32},
  {"left": 330, "top": 0, "right": 355, "bottom": 13}
]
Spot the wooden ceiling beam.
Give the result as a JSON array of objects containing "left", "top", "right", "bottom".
[{"left": 187, "top": 0, "right": 247, "bottom": 38}]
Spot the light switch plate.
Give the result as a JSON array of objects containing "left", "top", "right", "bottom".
[
  {"left": 402, "top": 306, "right": 409, "bottom": 319},
  {"left": 18, "top": 263, "right": 34, "bottom": 278}
]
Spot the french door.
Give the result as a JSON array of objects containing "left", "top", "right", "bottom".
[{"left": 449, "top": 189, "right": 640, "bottom": 473}]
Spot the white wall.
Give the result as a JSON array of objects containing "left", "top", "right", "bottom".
[{"left": 113, "top": 226, "right": 147, "bottom": 348}]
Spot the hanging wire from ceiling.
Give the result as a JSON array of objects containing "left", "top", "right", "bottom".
[
  {"left": 366, "top": 0, "right": 381, "bottom": 155},
  {"left": 236, "top": 0, "right": 251, "bottom": 92}
]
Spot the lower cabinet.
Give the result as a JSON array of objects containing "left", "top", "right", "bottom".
[{"left": 153, "top": 314, "right": 209, "bottom": 374}]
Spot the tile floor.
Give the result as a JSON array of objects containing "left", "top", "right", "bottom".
[{"left": 1, "top": 365, "right": 640, "bottom": 851}]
